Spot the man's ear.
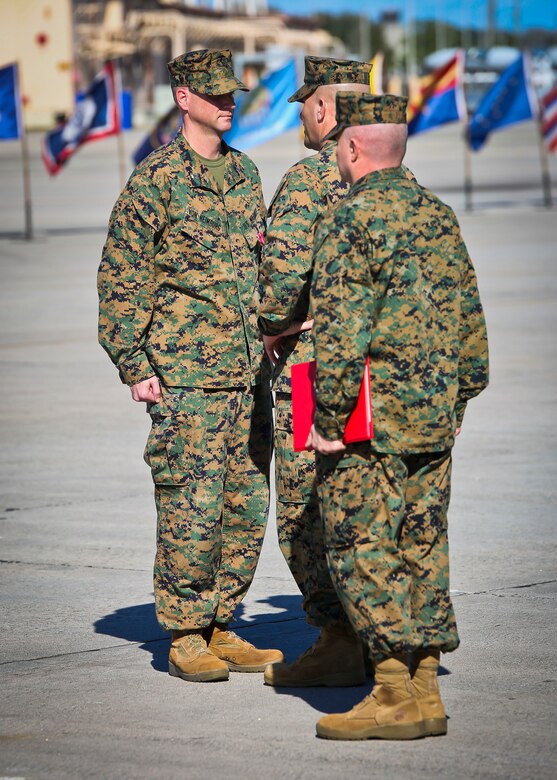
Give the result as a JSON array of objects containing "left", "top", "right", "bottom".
[
  {"left": 175, "top": 86, "right": 189, "bottom": 111},
  {"left": 316, "top": 98, "right": 327, "bottom": 123},
  {"left": 350, "top": 139, "right": 358, "bottom": 162}
]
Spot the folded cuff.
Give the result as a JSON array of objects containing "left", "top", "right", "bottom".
[
  {"left": 118, "top": 353, "right": 155, "bottom": 386},
  {"left": 314, "top": 411, "right": 343, "bottom": 442},
  {"left": 455, "top": 400, "right": 467, "bottom": 428}
]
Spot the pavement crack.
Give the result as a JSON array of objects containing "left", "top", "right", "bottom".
[
  {"left": 0, "top": 617, "right": 306, "bottom": 668},
  {"left": 0, "top": 639, "right": 167, "bottom": 668},
  {"left": 1, "top": 492, "right": 150, "bottom": 513},
  {"left": 454, "top": 578, "right": 556, "bottom": 596},
  {"left": 0, "top": 558, "right": 149, "bottom": 573}
]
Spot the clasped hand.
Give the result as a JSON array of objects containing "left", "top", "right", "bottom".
[
  {"left": 263, "top": 319, "right": 314, "bottom": 366},
  {"left": 305, "top": 424, "right": 345, "bottom": 454}
]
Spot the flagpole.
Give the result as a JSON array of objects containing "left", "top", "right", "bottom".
[
  {"left": 20, "top": 127, "right": 33, "bottom": 240},
  {"left": 17, "top": 62, "right": 33, "bottom": 240},
  {"left": 114, "top": 60, "right": 127, "bottom": 189},
  {"left": 117, "top": 123, "right": 127, "bottom": 189},
  {"left": 458, "top": 52, "right": 473, "bottom": 213},
  {"left": 463, "top": 118, "right": 473, "bottom": 212},
  {"left": 536, "top": 112, "right": 553, "bottom": 208}
]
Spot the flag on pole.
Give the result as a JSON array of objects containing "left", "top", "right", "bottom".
[
  {"left": 467, "top": 53, "right": 537, "bottom": 151},
  {"left": 132, "top": 105, "right": 180, "bottom": 165},
  {"left": 42, "top": 61, "right": 120, "bottom": 175},
  {"left": 0, "top": 62, "right": 23, "bottom": 141},
  {"left": 370, "top": 53, "right": 384, "bottom": 95},
  {"left": 224, "top": 59, "right": 300, "bottom": 150},
  {"left": 407, "top": 51, "right": 466, "bottom": 136},
  {"left": 541, "top": 86, "right": 557, "bottom": 153}
]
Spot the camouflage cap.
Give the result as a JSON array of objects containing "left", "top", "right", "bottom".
[
  {"left": 288, "top": 56, "right": 372, "bottom": 103},
  {"left": 167, "top": 48, "right": 248, "bottom": 95},
  {"left": 322, "top": 93, "right": 408, "bottom": 141}
]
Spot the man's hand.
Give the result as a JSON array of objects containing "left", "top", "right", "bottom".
[
  {"left": 263, "top": 319, "right": 314, "bottom": 366},
  {"left": 131, "top": 376, "right": 161, "bottom": 403},
  {"left": 262, "top": 333, "right": 285, "bottom": 366},
  {"left": 306, "top": 424, "right": 346, "bottom": 454}
]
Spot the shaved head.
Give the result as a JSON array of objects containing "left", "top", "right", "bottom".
[
  {"left": 336, "top": 123, "right": 408, "bottom": 183},
  {"left": 345, "top": 123, "right": 407, "bottom": 165},
  {"left": 301, "top": 82, "right": 370, "bottom": 150}
]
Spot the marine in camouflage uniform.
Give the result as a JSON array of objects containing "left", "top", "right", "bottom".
[
  {"left": 98, "top": 49, "right": 282, "bottom": 683},
  {"left": 259, "top": 57, "right": 374, "bottom": 688},
  {"left": 308, "top": 93, "right": 489, "bottom": 739}
]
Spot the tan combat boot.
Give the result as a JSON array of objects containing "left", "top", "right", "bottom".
[
  {"left": 316, "top": 657, "right": 425, "bottom": 740},
  {"left": 410, "top": 650, "right": 447, "bottom": 736},
  {"left": 263, "top": 625, "right": 366, "bottom": 687},
  {"left": 168, "top": 630, "right": 229, "bottom": 682},
  {"left": 206, "top": 625, "right": 284, "bottom": 672}
]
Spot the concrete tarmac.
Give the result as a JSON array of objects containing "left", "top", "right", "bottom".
[{"left": 0, "top": 124, "right": 556, "bottom": 779}]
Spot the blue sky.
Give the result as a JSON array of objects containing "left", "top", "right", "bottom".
[{"left": 268, "top": 1, "right": 557, "bottom": 32}]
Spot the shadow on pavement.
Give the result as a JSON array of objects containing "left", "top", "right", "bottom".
[
  {"left": 94, "top": 595, "right": 451, "bottom": 709},
  {"left": 93, "top": 594, "right": 319, "bottom": 673},
  {"left": 267, "top": 680, "right": 374, "bottom": 715}
]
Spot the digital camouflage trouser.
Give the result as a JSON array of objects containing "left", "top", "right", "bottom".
[
  {"left": 144, "top": 384, "right": 272, "bottom": 631},
  {"left": 274, "top": 393, "right": 351, "bottom": 628},
  {"left": 317, "top": 446, "right": 460, "bottom": 660}
]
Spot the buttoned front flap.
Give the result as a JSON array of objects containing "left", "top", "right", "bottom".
[
  {"left": 238, "top": 204, "right": 264, "bottom": 264},
  {"left": 180, "top": 209, "right": 226, "bottom": 254},
  {"left": 234, "top": 220, "right": 260, "bottom": 295},
  {"left": 244, "top": 225, "right": 260, "bottom": 250}
]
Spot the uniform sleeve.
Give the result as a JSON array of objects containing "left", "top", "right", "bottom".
[
  {"left": 97, "top": 174, "right": 167, "bottom": 386},
  {"left": 243, "top": 153, "right": 267, "bottom": 231},
  {"left": 254, "top": 169, "right": 267, "bottom": 230},
  {"left": 258, "top": 166, "right": 319, "bottom": 336},
  {"left": 311, "top": 216, "right": 374, "bottom": 441},
  {"left": 455, "top": 243, "right": 489, "bottom": 426}
]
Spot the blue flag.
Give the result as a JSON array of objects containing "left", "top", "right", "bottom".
[
  {"left": 224, "top": 59, "right": 300, "bottom": 150},
  {"left": 0, "top": 63, "right": 22, "bottom": 141},
  {"left": 42, "top": 61, "right": 120, "bottom": 175},
  {"left": 468, "top": 54, "right": 536, "bottom": 151}
]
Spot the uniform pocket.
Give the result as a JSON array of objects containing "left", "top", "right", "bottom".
[
  {"left": 144, "top": 415, "right": 185, "bottom": 486},
  {"left": 243, "top": 226, "right": 261, "bottom": 250},
  {"left": 274, "top": 399, "right": 316, "bottom": 503},
  {"left": 180, "top": 212, "right": 224, "bottom": 252},
  {"left": 144, "top": 396, "right": 206, "bottom": 486},
  {"left": 318, "top": 461, "right": 382, "bottom": 550}
]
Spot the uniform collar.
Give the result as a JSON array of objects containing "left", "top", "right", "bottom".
[
  {"left": 175, "top": 131, "right": 245, "bottom": 194},
  {"left": 318, "top": 139, "right": 337, "bottom": 161},
  {"left": 350, "top": 166, "right": 406, "bottom": 196}
]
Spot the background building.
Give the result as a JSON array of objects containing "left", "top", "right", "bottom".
[{"left": 0, "top": 0, "right": 74, "bottom": 128}]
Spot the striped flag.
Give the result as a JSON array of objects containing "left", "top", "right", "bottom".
[
  {"left": 541, "top": 86, "right": 557, "bottom": 153},
  {"left": 132, "top": 105, "right": 180, "bottom": 165},
  {"left": 407, "top": 51, "right": 466, "bottom": 136},
  {"left": 42, "top": 61, "right": 120, "bottom": 174}
]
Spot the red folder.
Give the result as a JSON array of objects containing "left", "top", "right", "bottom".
[{"left": 291, "top": 357, "right": 374, "bottom": 452}]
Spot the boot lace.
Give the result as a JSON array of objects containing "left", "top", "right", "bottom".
[
  {"left": 187, "top": 633, "right": 206, "bottom": 651},
  {"left": 172, "top": 632, "right": 207, "bottom": 657},
  {"left": 217, "top": 630, "right": 254, "bottom": 649},
  {"left": 352, "top": 687, "right": 380, "bottom": 712}
]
